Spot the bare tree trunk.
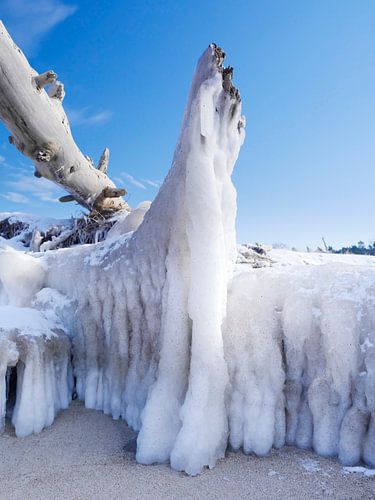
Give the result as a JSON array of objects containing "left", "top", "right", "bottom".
[{"left": 0, "top": 22, "right": 129, "bottom": 216}]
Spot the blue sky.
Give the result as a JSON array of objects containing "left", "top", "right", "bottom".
[{"left": 0, "top": 0, "right": 374, "bottom": 249}]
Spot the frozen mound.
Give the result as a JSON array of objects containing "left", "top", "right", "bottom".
[{"left": 0, "top": 43, "right": 374, "bottom": 476}]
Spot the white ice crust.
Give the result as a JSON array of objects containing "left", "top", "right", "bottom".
[{"left": 0, "top": 45, "right": 374, "bottom": 475}]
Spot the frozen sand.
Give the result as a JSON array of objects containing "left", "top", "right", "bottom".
[{"left": 1, "top": 401, "right": 374, "bottom": 499}]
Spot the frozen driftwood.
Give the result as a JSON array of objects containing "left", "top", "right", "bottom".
[{"left": 0, "top": 22, "right": 128, "bottom": 216}]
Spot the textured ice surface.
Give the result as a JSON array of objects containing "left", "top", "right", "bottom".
[
  {"left": 0, "top": 247, "right": 72, "bottom": 436},
  {"left": 0, "top": 44, "right": 374, "bottom": 475},
  {"left": 0, "top": 307, "right": 72, "bottom": 437},
  {"left": 40, "top": 44, "right": 245, "bottom": 475},
  {"left": 225, "top": 265, "right": 375, "bottom": 468}
]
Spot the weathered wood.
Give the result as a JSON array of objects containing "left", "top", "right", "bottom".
[
  {"left": 47, "top": 81, "right": 65, "bottom": 102},
  {"left": 92, "top": 186, "right": 127, "bottom": 215},
  {"left": 97, "top": 147, "right": 109, "bottom": 174},
  {"left": 0, "top": 22, "right": 129, "bottom": 216},
  {"left": 33, "top": 70, "right": 57, "bottom": 91},
  {"left": 59, "top": 195, "right": 76, "bottom": 203},
  {"left": 102, "top": 187, "right": 126, "bottom": 198}
]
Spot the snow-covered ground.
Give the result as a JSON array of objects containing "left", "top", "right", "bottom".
[{"left": 269, "top": 248, "right": 375, "bottom": 267}]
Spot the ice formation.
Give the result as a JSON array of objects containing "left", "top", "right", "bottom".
[
  {"left": 0, "top": 44, "right": 374, "bottom": 475},
  {"left": 0, "top": 248, "right": 72, "bottom": 436},
  {"left": 225, "top": 265, "right": 375, "bottom": 467},
  {"left": 41, "top": 44, "right": 244, "bottom": 475}
]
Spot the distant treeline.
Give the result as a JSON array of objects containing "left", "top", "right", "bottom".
[
  {"left": 309, "top": 241, "right": 375, "bottom": 255},
  {"left": 328, "top": 241, "right": 375, "bottom": 255},
  {"left": 272, "top": 241, "right": 375, "bottom": 255}
]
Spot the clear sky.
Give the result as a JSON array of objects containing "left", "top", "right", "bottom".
[{"left": 0, "top": 0, "right": 374, "bottom": 249}]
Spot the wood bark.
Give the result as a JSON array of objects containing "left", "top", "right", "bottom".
[{"left": 0, "top": 22, "right": 129, "bottom": 216}]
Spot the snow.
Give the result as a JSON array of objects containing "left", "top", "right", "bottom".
[
  {"left": 343, "top": 466, "right": 375, "bottom": 477},
  {"left": 0, "top": 305, "right": 57, "bottom": 337},
  {"left": 0, "top": 246, "right": 45, "bottom": 306},
  {"left": 0, "top": 212, "right": 72, "bottom": 251},
  {"left": 106, "top": 201, "right": 151, "bottom": 240},
  {"left": 0, "top": 44, "right": 374, "bottom": 476},
  {"left": 269, "top": 248, "right": 375, "bottom": 267}
]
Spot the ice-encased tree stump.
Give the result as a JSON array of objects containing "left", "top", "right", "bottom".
[
  {"left": 39, "top": 43, "right": 245, "bottom": 475},
  {"left": 0, "top": 21, "right": 128, "bottom": 215},
  {"left": 1, "top": 41, "right": 375, "bottom": 475},
  {"left": 41, "top": 38, "right": 375, "bottom": 469},
  {"left": 0, "top": 42, "right": 245, "bottom": 473}
]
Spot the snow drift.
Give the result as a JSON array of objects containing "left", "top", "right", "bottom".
[{"left": 0, "top": 44, "right": 374, "bottom": 475}]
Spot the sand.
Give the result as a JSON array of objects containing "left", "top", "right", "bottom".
[{"left": 1, "top": 401, "right": 374, "bottom": 499}]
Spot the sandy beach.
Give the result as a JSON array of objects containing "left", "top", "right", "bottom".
[{"left": 0, "top": 401, "right": 373, "bottom": 499}]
